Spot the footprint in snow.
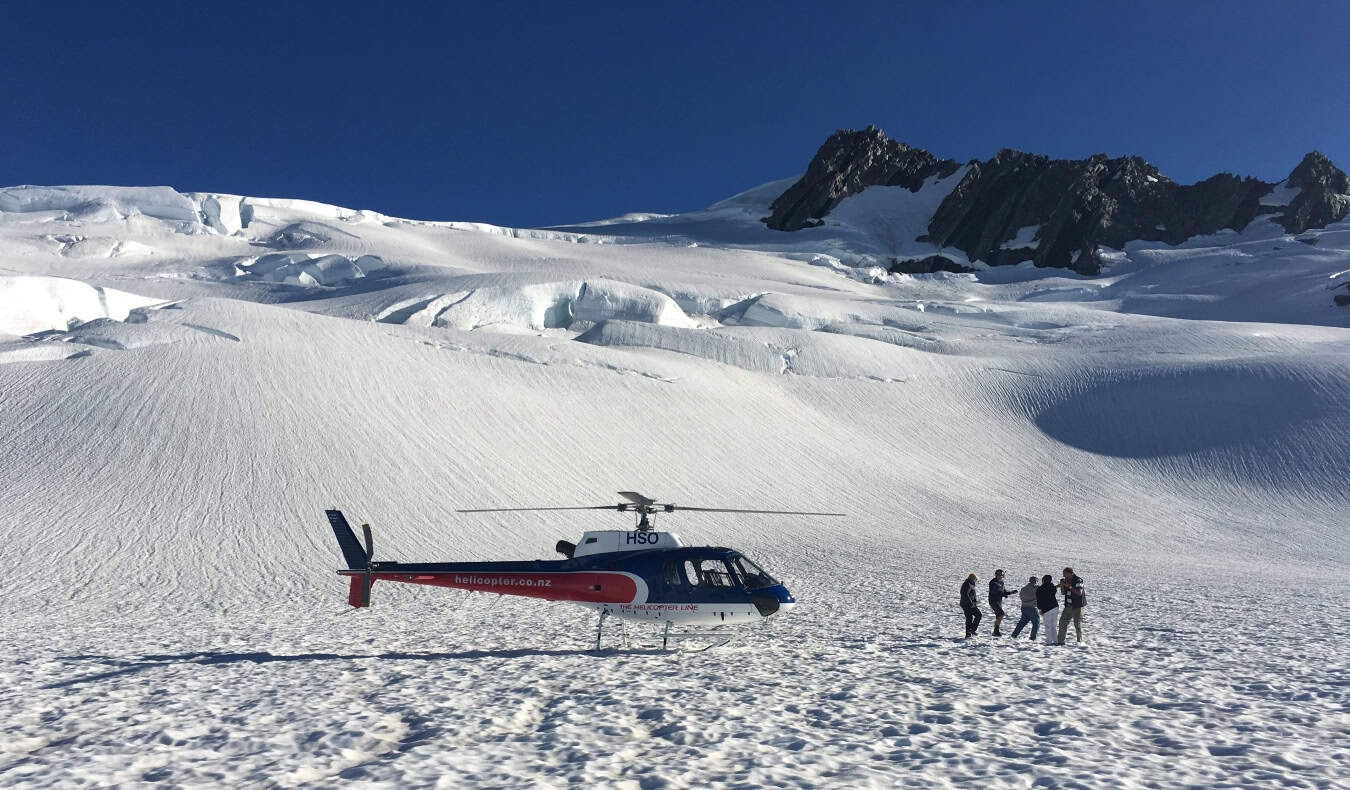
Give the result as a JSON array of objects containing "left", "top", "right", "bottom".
[
  {"left": 1207, "top": 744, "right": 1252, "bottom": 757},
  {"left": 1034, "top": 722, "right": 1084, "bottom": 737}
]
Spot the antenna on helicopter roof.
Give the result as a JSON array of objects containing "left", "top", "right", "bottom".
[{"left": 457, "top": 491, "right": 845, "bottom": 531}]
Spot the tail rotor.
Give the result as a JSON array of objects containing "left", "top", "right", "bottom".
[
  {"left": 358, "top": 522, "right": 374, "bottom": 607},
  {"left": 326, "top": 509, "right": 378, "bottom": 608}
]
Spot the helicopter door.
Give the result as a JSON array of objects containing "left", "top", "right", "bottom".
[
  {"left": 661, "top": 559, "right": 688, "bottom": 591},
  {"left": 680, "top": 557, "right": 746, "bottom": 604},
  {"left": 691, "top": 559, "right": 736, "bottom": 589}
]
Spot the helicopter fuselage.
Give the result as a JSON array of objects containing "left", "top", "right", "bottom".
[{"left": 328, "top": 513, "right": 795, "bottom": 626}]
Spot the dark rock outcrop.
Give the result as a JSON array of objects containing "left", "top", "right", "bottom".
[
  {"left": 1279, "top": 151, "right": 1350, "bottom": 233},
  {"left": 926, "top": 151, "right": 1269, "bottom": 275},
  {"left": 767, "top": 128, "right": 1350, "bottom": 275},
  {"left": 764, "top": 126, "right": 959, "bottom": 231},
  {"left": 889, "top": 254, "right": 971, "bottom": 274}
]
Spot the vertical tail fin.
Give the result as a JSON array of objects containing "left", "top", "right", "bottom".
[
  {"left": 327, "top": 509, "right": 374, "bottom": 608},
  {"left": 327, "top": 509, "right": 368, "bottom": 569}
]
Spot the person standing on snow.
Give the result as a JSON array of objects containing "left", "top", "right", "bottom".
[
  {"left": 960, "top": 573, "right": 982, "bottom": 638},
  {"left": 1037, "top": 574, "right": 1059, "bottom": 645},
  {"left": 1057, "top": 567, "right": 1086, "bottom": 644},
  {"left": 1010, "top": 574, "right": 1040, "bottom": 640},
  {"left": 988, "top": 569, "right": 1017, "bottom": 636}
]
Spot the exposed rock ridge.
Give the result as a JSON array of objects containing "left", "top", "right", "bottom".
[
  {"left": 1281, "top": 151, "right": 1350, "bottom": 234},
  {"left": 925, "top": 150, "right": 1271, "bottom": 274},
  {"left": 765, "top": 128, "right": 1349, "bottom": 275},
  {"left": 764, "top": 126, "right": 960, "bottom": 231}
]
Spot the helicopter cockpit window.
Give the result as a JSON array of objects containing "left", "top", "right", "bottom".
[{"left": 730, "top": 556, "right": 777, "bottom": 589}]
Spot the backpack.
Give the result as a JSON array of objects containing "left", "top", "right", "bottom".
[{"left": 1070, "top": 578, "right": 1086, "bottom": 608}]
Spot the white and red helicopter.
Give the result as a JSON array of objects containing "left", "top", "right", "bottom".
[{"left": 327, "top": 492, "right": 843, "bottom": 648}]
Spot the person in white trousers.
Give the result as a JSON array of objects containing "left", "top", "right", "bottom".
[{"left": 1036, "top": 574, "right": 1060, "bottom": 645}]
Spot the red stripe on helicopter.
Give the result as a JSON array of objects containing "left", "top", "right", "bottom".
[{"left": 346, "top": 571, "right": 639, "bottom": 603}]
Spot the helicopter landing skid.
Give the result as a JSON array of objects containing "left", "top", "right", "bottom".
[
  {"left": 591, "top": 611, "right": 733, "bottom": 652},
  {"left": 658, "top": 620, "right": 732, "bottom": 652}
]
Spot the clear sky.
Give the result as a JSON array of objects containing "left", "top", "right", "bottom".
[{"left": 2, "top": 1, "right": 1346, "bottom": 227}]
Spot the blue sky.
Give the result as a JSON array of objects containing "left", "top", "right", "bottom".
[{"left": 2, "top": 1, "right": 1345, "bottom": 227}]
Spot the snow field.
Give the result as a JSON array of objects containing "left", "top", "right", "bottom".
[{"left": 4, "top": 548, "right": 1344, "bottom": 789}]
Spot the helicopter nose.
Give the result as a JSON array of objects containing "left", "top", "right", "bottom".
[{"left": 752, "top": 585, "right": 796, "bottom": 617}]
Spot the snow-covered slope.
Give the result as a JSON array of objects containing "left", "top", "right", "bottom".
[{"left": 1, "top": 184, "right": 1347, "bottom": 788}]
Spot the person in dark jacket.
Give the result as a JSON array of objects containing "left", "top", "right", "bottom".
[
  {"left": 959, "top": 573, "right": 981, "bottom": 638},
  {"left": 1010, "top": 574, "right": 1040, "bottom": 640},
  {"left": 1057, "top": 567, "right": 1086, "bottom": 644},
  {"left": 1036, "top": 574, "right": 1059, "bottom": 645},
  {"left": 988, "top": 569, "right": 1017, "bottom": 636}
]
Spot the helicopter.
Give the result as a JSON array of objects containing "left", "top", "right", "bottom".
[{"left": 327, "top": 492, "right": 844, "bottom": 648}]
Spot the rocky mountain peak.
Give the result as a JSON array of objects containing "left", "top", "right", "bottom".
[
  {"left": 766, "top": 128, "right": 1350, "bottom": 276},
  {"left": 1279, "top": 151, "right": 1350, "bottom": 234},
  {"left": 1287, "top": 150, "right": 1348, "bottom": 192},
  {"left": 763, "top": 127, "right": 960, "bottom": 231}
]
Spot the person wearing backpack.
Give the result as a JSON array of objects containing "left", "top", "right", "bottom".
[
  {"left": 960, "top": 573, "right": 981, "bottom": 638},
  {"left": 1036, "top": 574, "right": 1059, "bottom": 645},
  {"left": 1010, "top": 575, "right": 1040, "bottom": 640},
  {"left": 1057, "top": 567, "right": 1086, "bottom": 644}
]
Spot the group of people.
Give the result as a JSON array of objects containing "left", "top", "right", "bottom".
[{"left": 959, "top": 568, "right": 1086, "bottom": 645}]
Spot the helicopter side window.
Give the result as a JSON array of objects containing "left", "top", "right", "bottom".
[
  {"left": 696, "top": 558, "right": 736, "bottom": 588},
  {"left": 663, "top": 560, "right": 688, "bottom": 587},
  {"left": 684, "top": 560, "right": 700, "bottom": 586},
  {"left": 731, "top": 556, "right": 777, "bottom": 589}
]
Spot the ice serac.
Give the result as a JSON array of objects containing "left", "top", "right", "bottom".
[
  {"left": 0, "top": 275, "right": 162, "bottom": 335},
  {"left": 1278, "top": 151, "right": 1350, "bottom": 234},
  {"left": 763, "top": 126, "right": 960, "bottom": 231},
  {"left": 0, "top": 185, "right": 199, "bottom": 225}
]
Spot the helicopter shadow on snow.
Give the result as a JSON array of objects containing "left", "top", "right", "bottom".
[{"left": 47, "top": 647, "right": 669, "bottom": 688}]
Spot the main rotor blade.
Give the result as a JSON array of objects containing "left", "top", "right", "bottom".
[
  {"left": 670, "top": 506, "right": 847, "bottom": 516},
  {"left": 617, "top": 491, "right": 655, "bottom": 506},
  {"left": 456, "top": 505, "right": 625, "bottom": 513}
]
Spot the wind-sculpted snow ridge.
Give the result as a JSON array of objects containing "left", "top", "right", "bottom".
[
  {"left": 0, "top": 181, "right": 1348, "bottom": 788},
  {"left": 1017, "top": 360, "right": 1350, "bottom": 499},
  {"left": 576, "top": 319, "right": 964, "bottom": 381}
]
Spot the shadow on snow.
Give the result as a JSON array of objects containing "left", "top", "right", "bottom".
[{"left": 47, "top": 647, "right": 667, "bottom": 688}]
